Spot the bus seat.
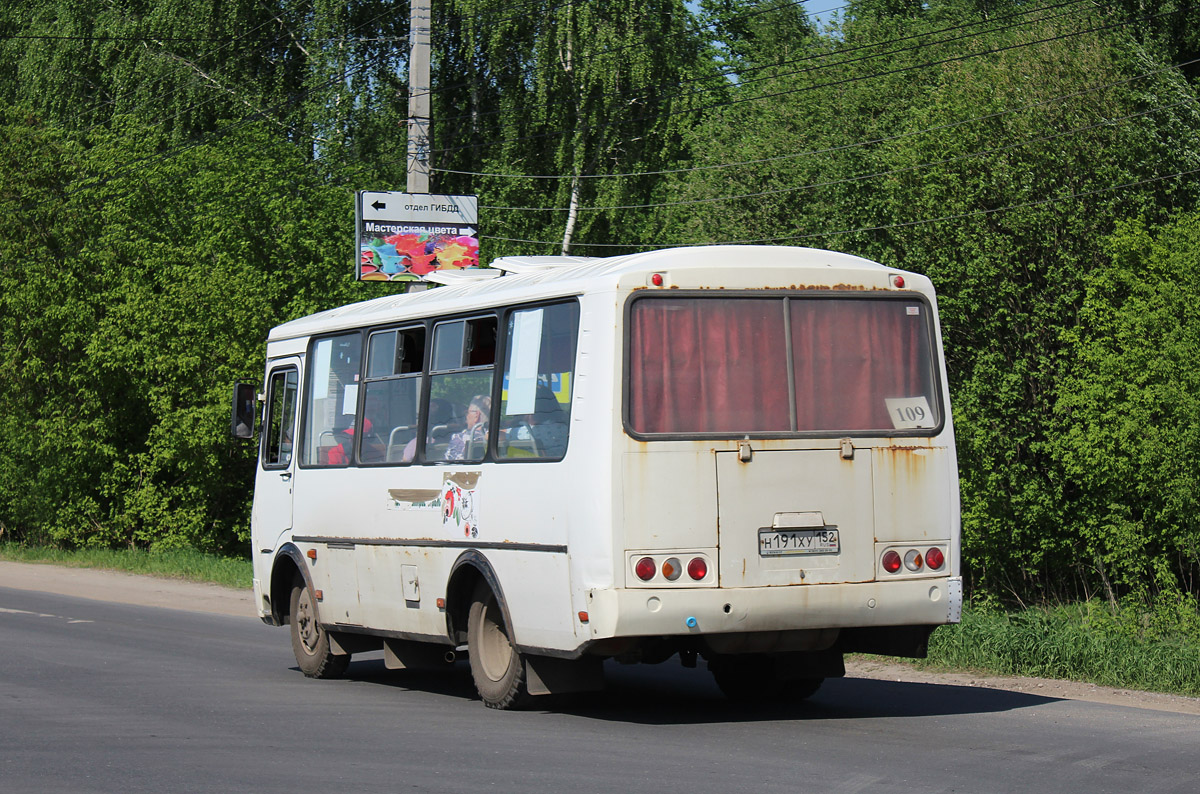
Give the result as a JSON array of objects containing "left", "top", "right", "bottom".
[{"left": 387, "top": 426, "right": 415, "bottom": 461}]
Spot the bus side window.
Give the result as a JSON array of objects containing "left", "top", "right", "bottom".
[
  {"left": 361, "top": 326, "right": 426, "bottom": 464},
  {"left": 500, "top": 302, "right": 579, "bottom": 460},
  {"left": 302, "top": 332, "right": 363, "bottom": 467},
  {"left": 426, "top": 316, "right": 496, "bottom": 463}
]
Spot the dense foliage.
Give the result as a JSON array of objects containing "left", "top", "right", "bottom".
[{"left": 1, "top": 0, "right": 1197, "bottom": 615}]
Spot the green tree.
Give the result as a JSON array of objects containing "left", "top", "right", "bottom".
[
  {"left": 431, "top": 0, "right": 725, "bottom": 256},
  {"left": 0, "top": 107, "right": 367, "bottom": 552},
  {"left": 1056, "top": 213, "right": 1200, "bottom": 604}
]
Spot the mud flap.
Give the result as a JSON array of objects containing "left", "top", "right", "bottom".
[
  {"left": 383, "top": 638, "right": 452, "bottom": 670},
  {"left": 525, "top": 655, "right": 604, "bottom": 696}
]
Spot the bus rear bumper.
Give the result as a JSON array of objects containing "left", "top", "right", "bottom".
[{"left": 585, "top": 576, "right": 962, "bottom": 641}]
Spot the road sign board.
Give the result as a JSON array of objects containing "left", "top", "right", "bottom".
[{"left": 355, "top": 191, "right": 480, "bottom": 282}]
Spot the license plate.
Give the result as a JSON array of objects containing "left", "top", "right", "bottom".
[{"left": 758, "top": 527, "right": 840, "bottom": 556}]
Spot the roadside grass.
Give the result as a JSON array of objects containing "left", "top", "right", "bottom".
[
  {"left": 0, "top": 543, "right": 252, "bottom": 590},
  {"left": 918, "top": 601, "right": 1200, "bottom": 698}
]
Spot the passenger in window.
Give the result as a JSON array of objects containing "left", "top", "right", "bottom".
[
  {"left": 323, "top": 418, "right": 372, "bottom": 465},
  {"left": 401, "top": 398, "right": 458, "bottom": 463},
  {"left": 446, "top": 395, "right": 490, "bottom": 460}
]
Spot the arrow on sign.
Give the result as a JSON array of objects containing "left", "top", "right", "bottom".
[
  {"left": 371, "top": 200, "right": 387, "bottom": 211},
  {"left": 462, "top": 227, "right": 476, "bottom": 236}
]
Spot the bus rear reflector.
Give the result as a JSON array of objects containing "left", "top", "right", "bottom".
[{"left": 635, "top": 557, "right": 656, "bottom": 581}]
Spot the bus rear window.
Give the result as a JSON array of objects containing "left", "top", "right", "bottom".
[{"left": 628, "top": 296, "right": 939, "bottom": 435}]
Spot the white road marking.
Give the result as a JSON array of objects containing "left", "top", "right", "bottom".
[{"left": 0, "top": 606, "right": 94, "bottom": 623}]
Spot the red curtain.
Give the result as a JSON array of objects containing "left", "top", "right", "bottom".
[
  {"left": 791, "top": 300, "right": 927, "bottom": 431},
  {"left": 629, "top": 299, "right": 790, "bottom": 433},
  {"left": 630, "top": 297, "right": 933, "bottom": 435}
]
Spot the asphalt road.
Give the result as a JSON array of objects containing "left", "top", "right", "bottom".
[{"left": 2, "top": 585, "right": 1197, "bottom": 794}]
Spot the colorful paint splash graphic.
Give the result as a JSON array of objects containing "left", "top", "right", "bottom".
[{"left": 359, "top": 233, "right": 481, "bottom": 282}]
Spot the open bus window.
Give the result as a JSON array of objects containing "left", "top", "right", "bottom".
[
  {"left": 361, "top": 326, "right": 425, "bottom": 464},
  {"left": 628, "top": 296, "right": 938, "bottom": 435},
  {"left": 357, "top": 326, "right": 424, "bottom": 462},
  {"left": 426, "top": 316, "right": 497, "bottom": 462},
  {"left": 499, "top": 302, "right": 579, "bottom": 460},
  {"left": 302, "top": 332, "right": 363, "bottom": 466}
]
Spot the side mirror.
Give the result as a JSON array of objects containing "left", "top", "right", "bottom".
[{"left": 230, "top": 382, "right": 257, "bottom": 440}]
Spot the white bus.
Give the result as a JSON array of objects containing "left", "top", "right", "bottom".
[{"left": 232, "top": 245, "right": 962, "bottom": 709}]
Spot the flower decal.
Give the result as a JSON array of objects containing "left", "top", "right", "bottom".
[{"left": 440, "top": 480, "right": 480, "bottom": 538}]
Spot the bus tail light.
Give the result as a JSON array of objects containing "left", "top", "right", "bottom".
[
  {"left": 635, "top": 557, "right": 656, "bottom": 581},
  {"left": 903, "top": 550, "right": 923, "bottom": 571},
  {"left": 926, "top": 547, "right": 945, "bottom": 570},
  {"left": 687, "top": 557, "right": 708, "bottom": 580},
  {"left": 882, "top": 550, "right": 902, "bottom": 573}
]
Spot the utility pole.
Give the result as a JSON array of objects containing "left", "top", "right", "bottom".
[{"left": 407, "top": 0, "right": 431, "bottom": 194}]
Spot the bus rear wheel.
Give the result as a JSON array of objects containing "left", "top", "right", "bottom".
[
  {"left": 467, "top": 582, "right": 531, "bottom": 709},
  {"left": 289, "top": 579, "right": 349, "bottom": 679}
]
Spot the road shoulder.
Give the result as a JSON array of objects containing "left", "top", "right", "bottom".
[{"left": 0, "top": 559, "right": 255, "bottom": 618}]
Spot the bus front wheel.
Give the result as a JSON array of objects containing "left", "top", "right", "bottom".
[
  {"left": 467, "top": 582, "right": 531, "bottom": 709},
  {"left": 289, "top": 579, "right": 349, "bottom": 679}
]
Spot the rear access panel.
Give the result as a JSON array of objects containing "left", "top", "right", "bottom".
[{"left": 715, "top": 449, "right": 875, "bottom": 587}]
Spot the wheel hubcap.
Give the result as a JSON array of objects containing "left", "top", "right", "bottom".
[
  {"left": 478, "top": 598, "right": 513, "bottom": 682},
  {"left": 296, "top": 588, "right": 320, "bottom": 654}
]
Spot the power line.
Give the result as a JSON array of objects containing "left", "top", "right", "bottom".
[
  {"left": 440, "top": 56, "right": 1197, "bottom": 183},
  {"left": 422, "top": 0, "right": 818, "bottom": 103},
  {"left": 479, "top": 96, "right": 1200, "bottom": 212},
  {"left": 0, "top": 33, "right": 408, "bottom": 43},
  {"left": 429, "top": 0, "right": 1098, "bottom": 132},
  {"left": 3, "top": 46, "right": 397, "bottom": 215},
  {"left": 13, "top": 0, "right": 408, "bottom": 142},
  {"left": 478, "top": 167, "right": 1200, "bottom": 250},
  {"left": 427, "top": 5, "right": 1159, "bottom": 159}
]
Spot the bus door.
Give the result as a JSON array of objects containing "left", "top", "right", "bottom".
[
  {"left": 253, "top": 358, "right": 301, "bottom": 549},
  {"left": 715, "top": 447, "right": 876, "bottom": 588}
]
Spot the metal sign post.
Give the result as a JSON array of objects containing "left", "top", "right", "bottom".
[{"left": 407, "top": 0, "right": 431, "bottom": 194}]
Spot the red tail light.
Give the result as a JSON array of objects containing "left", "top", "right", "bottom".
[
  {"left": 687, "top": 557, "right": 708, "bottom": 580},
  {"left": 926, "top": 547, "right": 945, "bottom": 570},
  {"left": 635, "top": 557, "right": 656, "bottom": 581},
  {"left": 882, "top": 550, "right": 902, "bottom": 573}
]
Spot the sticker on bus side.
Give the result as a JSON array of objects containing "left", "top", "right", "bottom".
[
  {"left": 884, "top": 396, "right": 935, "bottom": 429},
  {"left": 442, "top": 477, "right": 481, "bottom": 538}
]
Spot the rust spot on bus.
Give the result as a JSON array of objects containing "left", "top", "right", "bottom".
[{"left": 877, "top": 442, "right": 934, "bottom": 477}]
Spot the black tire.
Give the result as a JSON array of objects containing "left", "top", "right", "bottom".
[
  {"left": 289, "top": 579, "right": 350, "bottom": 679},
  {"left": 785, "top": 677, "right": 824, "bottom": 701},
  {"left": 710, "top": 655, "right": 823, "bottom": 702},
  {"left": 466, "top": 581, "right": 531, "bottom": 709}
]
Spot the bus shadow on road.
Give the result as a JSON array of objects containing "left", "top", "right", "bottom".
[
  {"left": 554, "top": 664, "right": 1062, "bottom": 725},
  {"left": 330, "top": 654, "right": 481, "bottom": 701},
  {"left": 331, "top": 655, "right": 1060, "bottom": 723}
]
